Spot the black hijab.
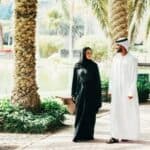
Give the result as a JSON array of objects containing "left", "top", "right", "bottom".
[{"left": 78, "top": 47, "right": 92, "bottom": 66}]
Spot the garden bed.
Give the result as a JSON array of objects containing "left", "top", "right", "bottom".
[{"left": 0, "top": 98, "right": 68, "bottom": 133}]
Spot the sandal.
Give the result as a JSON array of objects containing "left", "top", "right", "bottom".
[{"left": 107, "top": 137, "right": 119, "bottom": 144}]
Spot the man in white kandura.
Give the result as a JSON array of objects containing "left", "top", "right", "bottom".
[{"left": 107, "top": 37, "right": 140, "bottom": 144}]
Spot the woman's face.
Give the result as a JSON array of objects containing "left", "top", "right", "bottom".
[{"left": 85, "top": 49, "right": 92, "bottom": 60}]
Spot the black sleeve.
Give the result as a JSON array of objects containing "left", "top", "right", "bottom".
[
  {"left": 71, "top": 66, "right": 77, "bottom": 99},
  {"left": 95, "top": 64, "right": 102, "bottom": 108}
]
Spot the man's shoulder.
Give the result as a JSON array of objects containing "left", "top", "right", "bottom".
[
  {"left": 114, "top": 53, "right": 121, "bottom": 58},
  {"left": 112, "top": 53, "right": 121, "bottom": 61},
  {"left": 128, "top": 53, "right": 138, "bottom": 63}
]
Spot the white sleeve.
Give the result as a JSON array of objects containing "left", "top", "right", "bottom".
[
  {"left": 128, "top": 59, "right": 138, "bottom": 97},
  {"left": 108, "top": 61, "right": 114, "bottom": 94}
]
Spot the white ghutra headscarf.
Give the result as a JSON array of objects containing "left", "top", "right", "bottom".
[{"left": 116, "top": 37, "right": 129, "bottom": 51}]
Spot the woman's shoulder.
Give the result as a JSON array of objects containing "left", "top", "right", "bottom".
[
  {"left": 74, "top": 62, "right": 82, "bottom": 69},
  {"left": 90, "top": 60, "right": 98, "bottom": 67}
]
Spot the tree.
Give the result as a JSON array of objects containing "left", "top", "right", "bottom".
[
  {"left": 85, "top": 0, "right": 128, "bottom": 48},
  {"left": 47, "top": 9, "right": 84, "bottom": 38},
  {"left": 11, "top": 0, "right": 40, "bottom": 109},
  {"left": 144, "top": 11, "right": 150, "bottom": 40},
  {"left": 59, "top": 0, "right": 69, "bottom": 19},
  {"left": 143, "top": 1, "right": 150, "bottom": 40},
  {"left": 48, "top": 8, "right": 63, "bottom": 35},
  {"left": 85, "top": 0, "right": 149, "bottom": 46},
  {"left": 128, "top": 0, "right": 150, "bottom": 42},
  {"left": 84, "top": 0, "right": 110, "bottom": 37},
  {"left": 109, "top": 0, "right": 128, "bottom": 45}
]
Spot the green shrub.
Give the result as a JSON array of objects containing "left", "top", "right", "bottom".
[
  {"left": 101, "top": 79, "right": 110, "bottom": 102},
  {"left": 137, "top": 74, "right": 150, "bottom": 103},
  {"left": 100, "top": 74, "right": 150, "bottom": 103},
  {"left": 0, "top": 98, "right": 68, "bottom": 133},
  {"left": 38, "top": 35, "right": 64, "bottom": 58},
  {"left": 75, "top": 35, "right": 108, "bottom": 61}
]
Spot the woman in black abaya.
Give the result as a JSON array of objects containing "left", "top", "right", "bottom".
[{"left": 72, "top": 47, "right": 102, "bottom": 142}]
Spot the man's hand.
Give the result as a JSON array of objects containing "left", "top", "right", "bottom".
[{"left": 128, "top": 96, "right": 133, "bottom": 100}]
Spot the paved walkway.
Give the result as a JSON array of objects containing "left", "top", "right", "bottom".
[{"left": 0, "top": 103, "right": 150, "bottom": 150}]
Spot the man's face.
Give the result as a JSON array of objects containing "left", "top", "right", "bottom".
[
  {"left": 116, "top": 44, "right": 128, "bottom": 56},
  {"left": 115, "top": 44, "right": 122, "bottom": 53}
]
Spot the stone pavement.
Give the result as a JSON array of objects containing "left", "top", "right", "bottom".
[{"left": 0, "top": 103, "right": 150, "bottom": 150}]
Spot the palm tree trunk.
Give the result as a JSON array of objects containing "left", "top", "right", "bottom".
[
  {"left": 11, "top": 0, "right": 40, "bottom": 109},
  {"left": 109, "top": 0, "right": 128, "bottom": 47}
]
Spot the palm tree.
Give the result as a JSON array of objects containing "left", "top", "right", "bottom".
[
  {"left": 60, "top": 0, "right": 70, "bottom": 19},
  {"left": 11, "top": 0, "right": 40, "bottom": 109},
  {"left": 109, "top": 0, "right": 128, "bottom": 47},
  {"left": 128, "top": 0, "right": 149, "bottom": 42},
  {"left": 85, "top": 0, "right": 128, "bottom": 48},
  {"left": 143, "top": 1, "right": 150, "bottom": 40},
  {"left": 85, "top": 0, "right": 149, "bottom": 46},
  {"left": 144, "top": 11, "right": 150, "bottom": 40},
  {"left": 48, "top": 8, "right": 63, "bottom": 35},
  {"left": 84, "top": 0, "right": 110, "bottom": 37}
]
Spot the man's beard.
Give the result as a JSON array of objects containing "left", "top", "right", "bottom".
[{"left": 117, "top": 48, "right": 122, "bottom": 53}]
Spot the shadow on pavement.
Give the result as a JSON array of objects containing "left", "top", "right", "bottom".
[{"left": 0, "top": 145, "right": 18, "bottom": 150}]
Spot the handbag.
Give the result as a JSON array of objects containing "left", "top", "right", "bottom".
[{"left": 56, "top": 96, "right": 75, "bottom": 114}]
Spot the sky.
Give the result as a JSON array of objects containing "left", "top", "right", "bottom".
[{"left": 0, "top": 1, "right": 13, "bottom": 20}]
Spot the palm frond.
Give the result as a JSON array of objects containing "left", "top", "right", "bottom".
[
  {"left": 128, "top": 0, "right": 145, "bottom": 24},
  {"left": 129, "top": 21, "right": 136, "bottom": 43},
  {"left": 145, "top": 13, "right": 150, "bottom": 39},
  {"left": 128, "top": 0, "right": 137, "bottom": 24},
  {"left": 133, "top": 0, "right": 139, "bottom": 8},
  {"left": 85, "top": 0, "right": 110, "bottom": 37},
  {"left": 129, "top": 0, "right": 147, "bottom": 42},
  {"left": 60, "top": 0, "right": 70, "bottom": 19},
  {"left": 135, "top": 0, "right": 146, "bottom": 22}
]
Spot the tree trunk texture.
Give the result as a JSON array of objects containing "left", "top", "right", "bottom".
[
  {"left": 109, "top": 0, "right": 128, "bottom": 48},
  {"left": 11, "top": 0, "right": 40, "bottom": 109}
]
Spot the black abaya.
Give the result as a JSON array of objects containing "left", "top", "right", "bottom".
[{"left": 72, "top": 60, "right": 102, "bottom": 141}]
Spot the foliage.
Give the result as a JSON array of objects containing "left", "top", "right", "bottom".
[
  {"left": 85, "top": 0, "right": 150, "bottom": 43},
  {"left": 101, "top": 79, "right": 110, "bottom": 102},
  {"left": 47, "top": 8, "right": 84, "bottom": 37},
  {"left": 0, "top": 98, "right": 68, "bottom": 133},
  {"left": 59, "top": 0, "right": 69, "bottom": 19},
  {"left": 144, "top": 8, "right": 150, "bottom": 40},
  {"left": 72, "top": 16, "right": 84, "bottom": 38},
  {"left": 137, "top": 74, "right": 150, "bottom": 103},
  {"left": 84, "top": 0, "right": 110, "bottom": 37},
  {"left": 47, "top": 8, "right": 63, "bottom": 34},
  {"left": 52, "top": 16, "right": 84, "bottom": 37},
  {"left": 128, "top": 0, "right": 149, "bottom": 42},
  {"left": 75, "top": 35, "right": 108, "bottom": 61},
  {"left": 38, "top": 35, "right": 64, "bottom": 58},
  {"left": 100, "top": 74, "right": 150, "bottom": 103}
]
